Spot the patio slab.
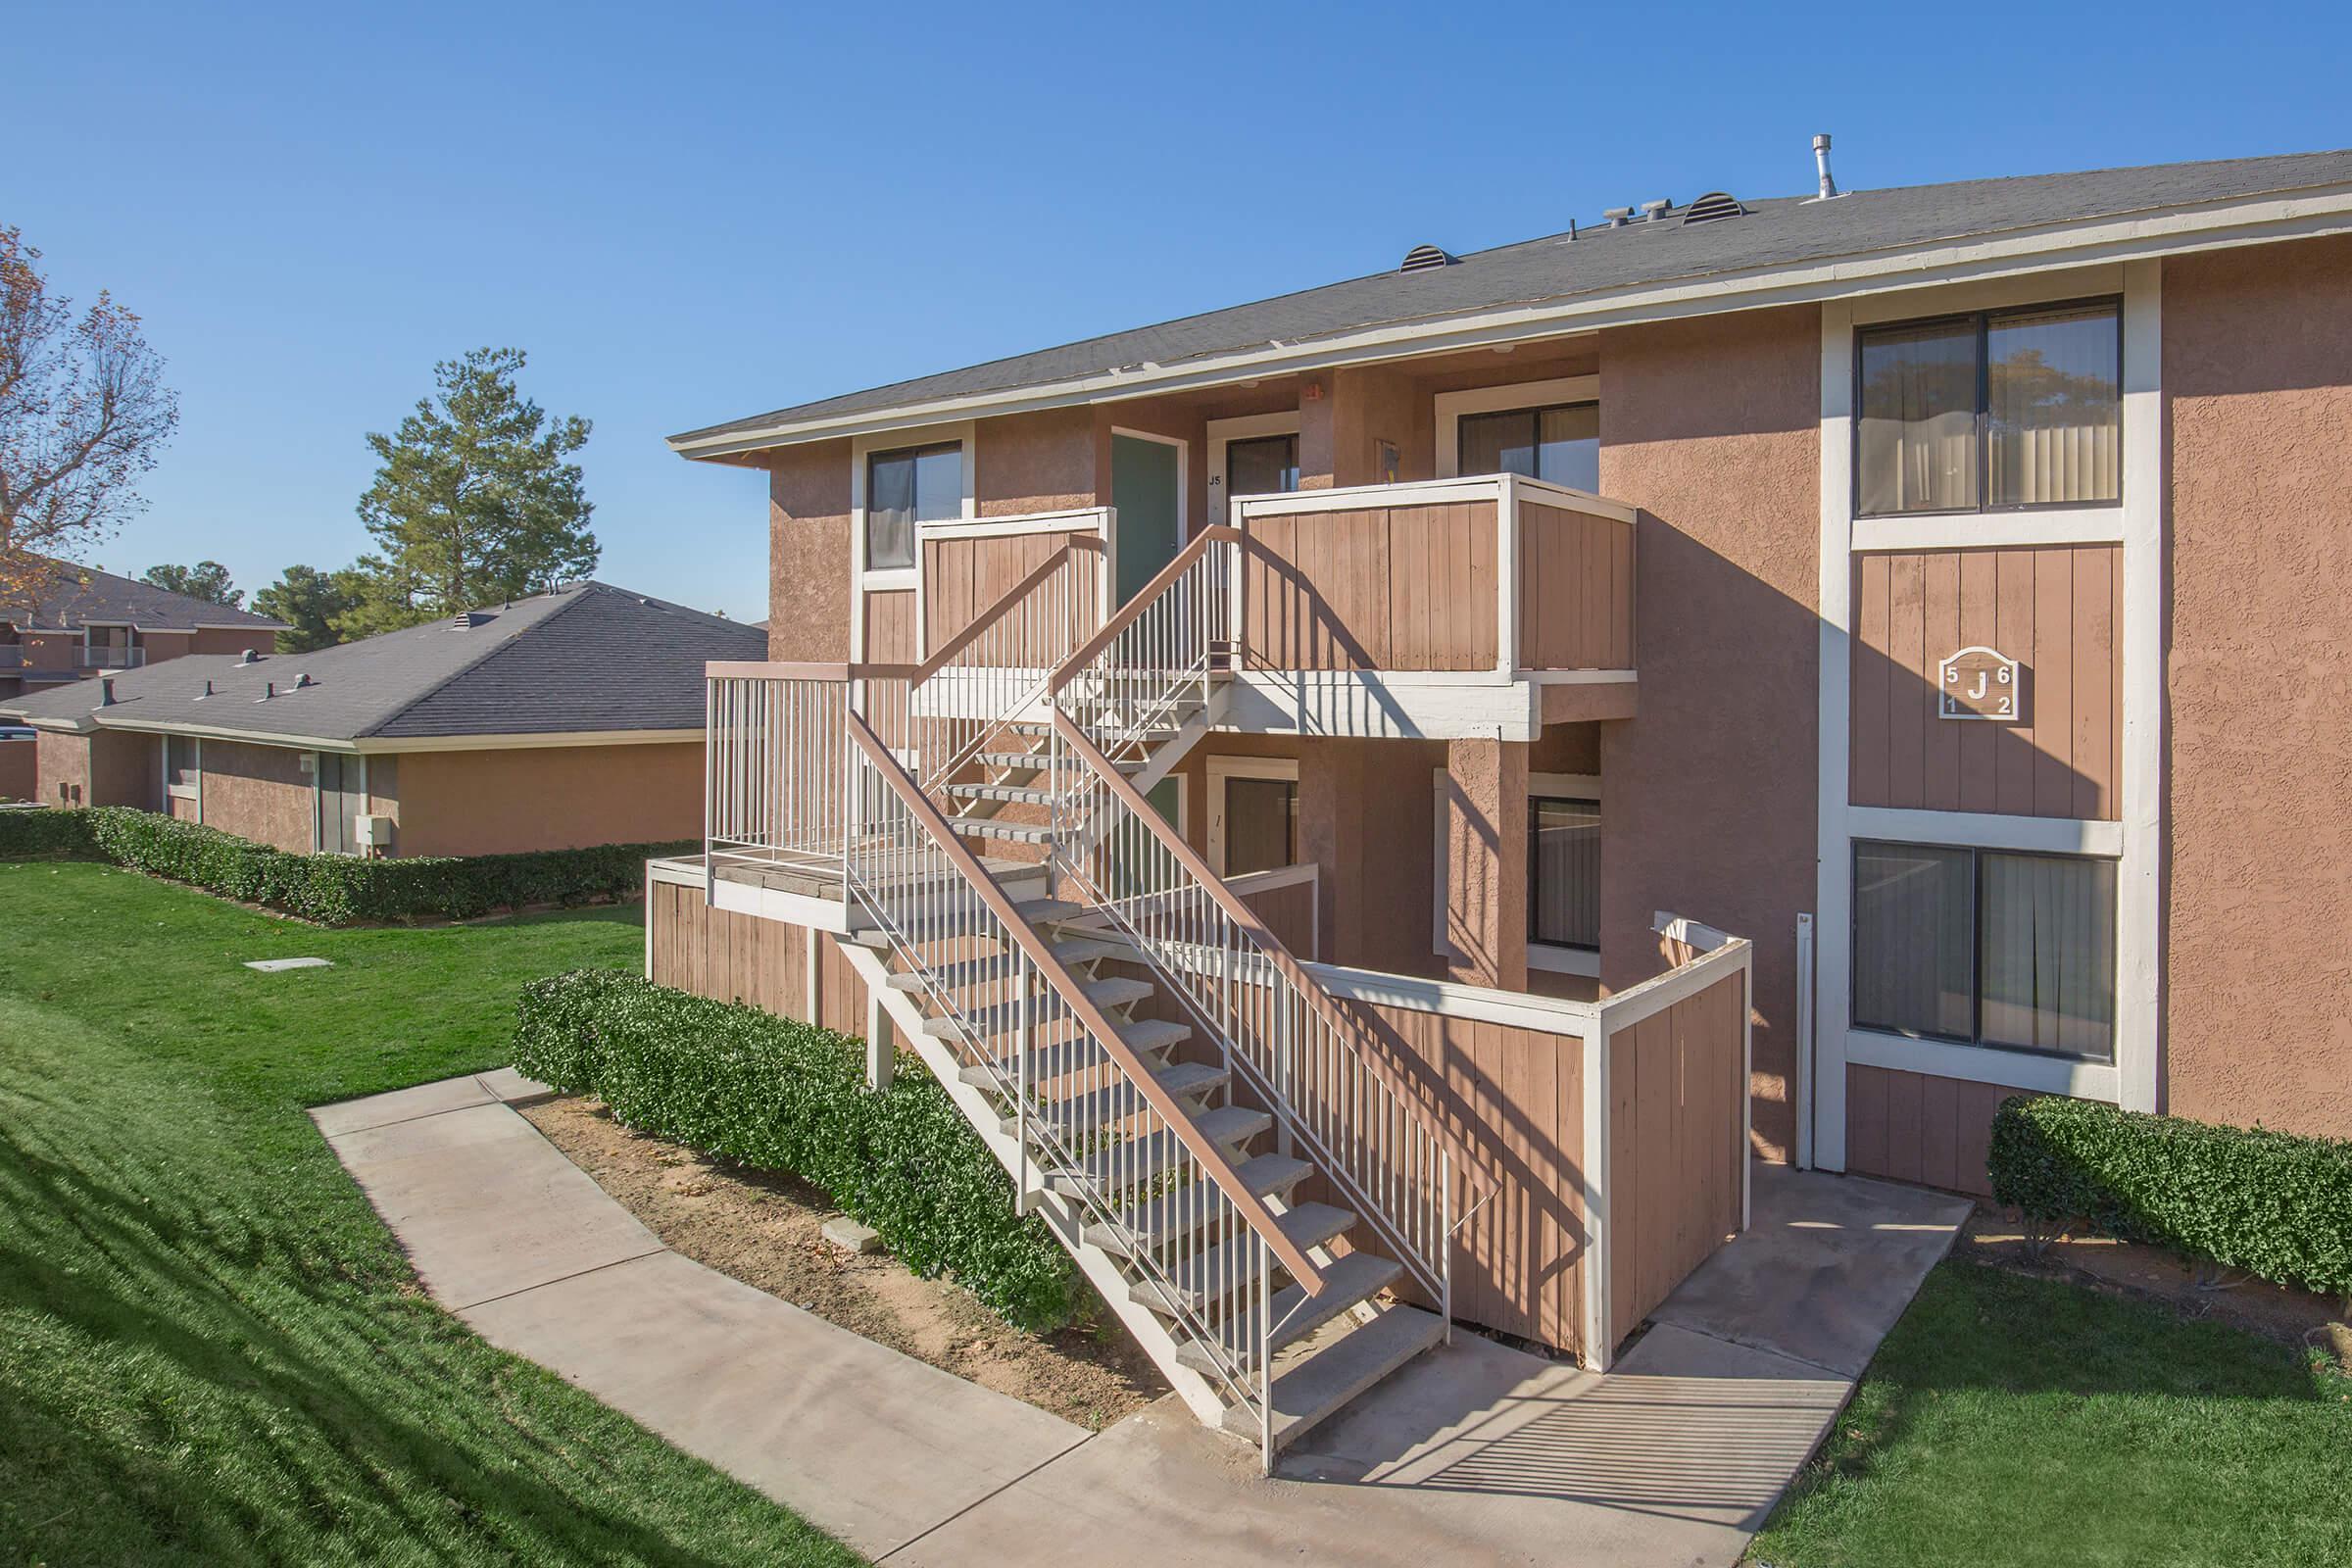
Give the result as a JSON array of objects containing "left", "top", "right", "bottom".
[{"left": 1645, "top": 1162, "right": 1972, "bottom": 1377}]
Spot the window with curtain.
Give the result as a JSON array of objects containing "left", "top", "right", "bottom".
[
  {"left": 1222, "top": 775, "right": 1298, "bottom": 875},
  {"left": 1852, "top": 841, "right": 2116, "bottom": 1060},
  {"left": 1856, "top": 299, "right": 2120, "bottom": 517},
  {"left": 1528, "top": 796, "right": 1600, "bottom": 950},
  {"left": 865, "top": 442, "right": 962, "bottom": 570},
  {"left": 1457, "top": 403, "right": 1599, "bottom": 491},
  {"left": 1225, "top": 433, "right": 1299, "bottom": 498}
]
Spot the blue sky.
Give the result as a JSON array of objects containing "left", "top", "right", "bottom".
[{"left": 7, "top": 0, "right": 2346, "bottom": 620}]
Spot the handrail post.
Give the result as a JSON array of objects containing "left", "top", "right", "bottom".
[{"left": 1440, "top": 1148, "right": 1453, "bottom": 1347}]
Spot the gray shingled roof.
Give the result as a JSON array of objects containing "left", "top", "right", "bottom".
[
  {"left": 672, "top": 148, "right": 2352, "bottom": 449},
  {"left": 2, "top": 562, "right": 286, "bottom": 632},
  {"left": 0, "top": 582, "right": 763, "bottom": 742}
]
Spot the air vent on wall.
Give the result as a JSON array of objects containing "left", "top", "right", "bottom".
[
  {"left": 1398, "top": 243, "right": 1457, "bottom": 273},
  {"left": 1684, "top": 190, "right": 1748, "bottom": 224}
]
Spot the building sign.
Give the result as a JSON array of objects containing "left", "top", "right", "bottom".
[{"left": 1938, "top": 645, "right": 2020, "bottom": 721}]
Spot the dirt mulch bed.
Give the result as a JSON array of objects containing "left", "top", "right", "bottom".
[
  {"left": 1957, "top": 1208, "right": 2350, "bottom": 1368},
  {"left": 520, "top": 1093, "right": 1166, "bottom": 1429}
]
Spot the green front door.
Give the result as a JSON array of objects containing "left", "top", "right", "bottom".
[{"left": 1110, "top": 433, "right": 1182, "bottom": 608}]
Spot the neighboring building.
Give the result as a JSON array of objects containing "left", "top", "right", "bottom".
[
  {"left": 647, "top": 145, "right": 2352, "bottom": 1462},
  {"left": 1, "top": 582, "right": 762, "bottom": 857},
  {"left": 0, "top": 562, "right": 286, "bottom": 700}
]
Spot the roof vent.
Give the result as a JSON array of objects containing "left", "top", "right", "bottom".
[
  {"left": 1602, "top": 207, "right": 1633, "bottom": 228},
  {"left": 97, "top": 678, "right": 117, "bottom": 708},
  {"left": 197, "top": 680, "right": 214, "bottom": 699},
  {"left": 1398, "top": 243, "right": 1457, "bottom": 273},
  {"left": 238, "top": 648, "right": 259, "bottom": 664},
  {"left": 1640, "top": 198, "right": 1672, "bottom": 222},
  {"left": 256, "top": 681, "right": 275, "bottom": 703},
  {"left": 452, "top": 611, "right": 490, "bottom": 629},
  {"left": 1684, "top": 190, "right": 1747, "bottom": 224},
  {"left": 294, "top": 673, "right": 314, "bottom": 690},
  {"left": 1808, "top": 132, "right": 1845, "bottom": 202}
]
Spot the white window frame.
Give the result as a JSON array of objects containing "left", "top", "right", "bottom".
[
  {"left": 1205, "top": 755, "right": 1298, "bottom": 876},
  {"left": 1434, "top": 375, "right": 1600, "bottom": 480},
  {"left": 1432, "top": 767, "right": 1602, "bottom": 978},
  {"left": 162, "top": 734, "right": 202, "bottom": 813},
  {"left": 851, "top": 420, "right": 975, "bottom": 659},
  {"left": 1206, "top": 412, "right": 1301, "bottom": 525}
]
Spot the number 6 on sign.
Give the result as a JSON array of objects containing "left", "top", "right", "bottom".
[{"left": 1937, "top": 646, "right": 2021, "bottom": 721}]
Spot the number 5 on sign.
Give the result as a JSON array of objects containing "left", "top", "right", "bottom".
[{"left": 1937, "top": 646, "right": 2020, "bottom": 721}]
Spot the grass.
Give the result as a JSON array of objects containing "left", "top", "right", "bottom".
[
  {"left": 1750, "top": 1258, "right": 2352, "bottom": 1568},
  {"left": 0, "top": 858, "right": 864, "bottom": 1566}
]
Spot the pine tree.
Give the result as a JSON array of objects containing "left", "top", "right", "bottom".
[{"left": 352, "top": 347, "right": 595, "bottom": 627}]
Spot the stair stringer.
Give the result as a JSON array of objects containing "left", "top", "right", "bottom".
[{"left": 831, "top": 931, "right": 1231, "bottom": 1426}]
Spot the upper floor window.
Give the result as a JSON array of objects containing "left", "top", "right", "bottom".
[
  {"left": 865, "top": 442, "right": 961, "bottom": 570},
  {"left": 1458, "top": 402, "right": 1599, "bottom": 492},
  {"left": 1856, "top": 299, "right": 2121, "bottom": 516},
  {"left": 1225, "top": 433, "right": 1299, "bottom": 498}
]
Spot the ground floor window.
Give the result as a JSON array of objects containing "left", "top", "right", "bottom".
[
  {"left": 1528, "top": 795, "right": 1599, "bottom": 950},
  {"left": 316, "top": 753, "right": 368, "bottom": 856},
  {"left": 164, "top": 735, "right": 201, "bottom": 803},
  {"left": 1852, "top": 841, "right": 2116, "bottom": 1060}
]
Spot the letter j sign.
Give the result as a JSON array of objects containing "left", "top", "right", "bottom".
[{"left": 1938, "top": 646, "right": 2020, "bottom": 721}]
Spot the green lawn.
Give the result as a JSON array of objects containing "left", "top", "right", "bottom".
[
  {"left": 0, "top": 858, "right": 862, "bottom": 1566},
  {"left": 1751, "top": 1258, "right": 2352, "bottom": 1568}
]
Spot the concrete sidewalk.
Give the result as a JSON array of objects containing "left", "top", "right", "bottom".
[{"left": 318, "top": 1076, "right": 1970, "bottom": 1566}]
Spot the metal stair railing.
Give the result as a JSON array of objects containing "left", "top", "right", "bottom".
[{"left": 1046, "top": 530, "right": 1458, "bottom": 1320}]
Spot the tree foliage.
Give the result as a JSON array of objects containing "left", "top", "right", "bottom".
[
  {"left": 140, "top": 560, "right": 240, "bottom": 608},
  {"left": 350, "top": 347, "right": 594, "bottom": 631},
  {"left": 0, "top": 225, "right": 179, "bottom": 606},
  {"left": 250, "top": 564, "right": 366, "bottom": 654}
]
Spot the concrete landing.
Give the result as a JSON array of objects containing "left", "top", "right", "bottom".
[
  {"left": 319, "top": 1077, "right": 1967, "bottom": 1567},
  {"left": 314, "top": 1075, "right": 1089, "bottom": 1560}
]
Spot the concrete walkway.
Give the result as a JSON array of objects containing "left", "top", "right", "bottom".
[{"left": 318, "top": 1076, "right": 1971, "bottom": 1566}]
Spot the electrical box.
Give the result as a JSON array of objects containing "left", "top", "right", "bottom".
[{"left": 354, "top": 814, "right": 394, "bottom": 848}]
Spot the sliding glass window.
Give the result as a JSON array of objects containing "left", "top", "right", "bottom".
[
  {"left": 865, "top": 442, "right": 961, "bottom": 570},
  {"left": 1458, "top": 403, "right": 1599, "bottom": 492},
  {"left": 1856, "top": 299, "right": 2120, "bottom": 517},
  {"left": 1225, "top": 433, "right": 1299, "bottom": 499},
  {"left": 1852, "top": 841, "right": 2117, "bottom": 1060}
]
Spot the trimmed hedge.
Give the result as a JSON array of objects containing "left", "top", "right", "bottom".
[
  {"left": 0, "top": 805, "right": 691, "bottom": 926},
  {"left": 1988, "top": 1094, "right": 2352, "bottom": 1298},
  {"left": 513, "top": 968, "right": 1077, "bottom": 1333}
]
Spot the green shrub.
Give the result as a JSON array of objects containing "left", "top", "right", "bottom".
[
  {"left": 0, "top": 806, "right": 99, "bottom": 858},
  {"left": 1989, "top": 1095, "right": 2352, "bottom": 1298},
  {"left": 0, "top": 804, "right": 688, "bottom": 925},
  {"left": 513, "top": 968, "right": 1078, "bottom": 1333}
]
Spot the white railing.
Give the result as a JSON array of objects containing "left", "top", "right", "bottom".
[
  {"left": 704, "top": 663, "right": 852, "bottom": 894},
  {"left": 79, "top": 645, "right": 146, "bottom": 669},
  {"left": 842, "top": 716, "right": 1320, "bottom": 1421},
  {"left": 1047, "top": 527, "right": 1457, "bottom": 1318}
]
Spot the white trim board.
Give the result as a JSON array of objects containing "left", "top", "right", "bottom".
[{"left": 670, "top": 185, "right": 2352, "bottom": 458}]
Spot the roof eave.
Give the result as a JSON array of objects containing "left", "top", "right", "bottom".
[{"left": 669, "top": 179, "right": 2352, "bottom": 461}]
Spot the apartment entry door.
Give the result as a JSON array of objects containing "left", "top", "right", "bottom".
[{"left": 1110, "top": 430, "right": 1185, "bottom": 609}]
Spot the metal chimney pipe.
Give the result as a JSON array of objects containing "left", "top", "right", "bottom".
[
  {"left": 1813, "top": 133, "right": 1838, "bottom": 200},
  {"left": 98, "top": 678, "right": 116, "bottom": 707}
]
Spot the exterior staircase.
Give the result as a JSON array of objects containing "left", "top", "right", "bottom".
[{"left": 761, "top": 528, "right": 1459, "bottom": 1466}]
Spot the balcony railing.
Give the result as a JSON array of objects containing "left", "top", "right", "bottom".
[
  {"left": 78, "top": 646, "right": 147, "bottom": 669},
  {"left": 1230, "top": 472, "right": 1635, "bottom": 677}
]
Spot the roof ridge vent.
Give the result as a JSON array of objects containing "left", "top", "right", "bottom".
[
  {"left": 1684, "top": 190, "right": 1747, "bottom": 224},
  {"left": 1398, "top": 243, "right": 1456, "bottom": 273}
]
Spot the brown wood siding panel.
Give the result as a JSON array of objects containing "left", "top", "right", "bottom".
[
  {"left": 646, "top": 888, "right": 848, "bottom": 1039},
  {"left": 1842, "top": 1062, "right": 2015, "bottom": 1198},
  {"left": 1607, "top": 972, "right": 1746, "bottom": 1338},
  {"left": 861, "top": 589, "right": 919, "bottom": 663},
  {"left": 1517, "top": 503, "right": 1635, "bottom": 670},
  {"left": 920, "top": 529, "right": 1073, "bottom": 651},
  {"left": 1235, "top": 878, "right": 1317, "bottom": 960},
  {"left": 1849, "top": 545, "right": 2122, "bottom": 820},
  {"left": 1329, "top": 996, "right": 1587, "bottom": 1352},
  {"left": 1240, "top": 501, "right": 1495, "bottom": 671}
]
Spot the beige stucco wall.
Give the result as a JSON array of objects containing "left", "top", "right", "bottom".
[
  {"left": 196, "top": 739, "right": 317, "bottom": 853},
  {"left": 35, "top": 729, "right": 159, "bottom": 809},
  {"left": 2163, "top": 234, "right": 2352, "bottom": 1140},
  {"left": 193, "top": 626, "right": 276, "bottom": 657},
  {"left": 1595, "top": 304, "right": 1822, "bottom": 1162},
  {"left": 767, "top": 439, "right": 854, "bottom": 662},
  {"left": 390, "top": 742, "right": 703, "bottom": 858},
  {"left": 979, "top": 407, "right": 1096, "bottom": 515}
]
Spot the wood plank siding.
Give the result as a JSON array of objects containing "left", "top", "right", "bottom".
[
  {"left": 1606, "top": 969, "right": 1746, "bottom": 1336},
  {"left": 919, "top": 530, "right": 1100, "bottom": 653},
  {"left": 1843, "top": 1061, "right": 2012, "bottom": 1198},
  {"left": 1241, "top": 501, "right": 1499, "bottom": 671},
  {"left": 1850, "top": 545, "right": 2122, "bottom": 820},
  {"left": 1234, "top": 874, "right": 1317, "bottom": 959},
  {"left": 646, "top": 880, "right": 864, "bottom": 1037},
  {"left": 860, "top": 589, "right": 919, "bottom": 664},
  {"left": 1517, "top": 502, "right": 1636, "bottom": 670}
]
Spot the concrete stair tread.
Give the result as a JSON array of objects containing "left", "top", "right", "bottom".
[
  {"left": 1084, "top": 1153, "right": 1312, "bottom": 1256},
  {"left": 945, "top": 782, "right": 1056, "bottom": 806},
  {"left": 915, "top": 975, "right": 1151, "bottom": 1032},
  {"left": 1041, "top": 1104, "right": 1272, "bottom": 1199},
  {"left": 1217, "top": 1305, "right": 1447, "bottom": 1446},
  {"left": 956, "top": 1019, "right": 1183, "bottom": 1091},
  {"left": 1050, "top": 936, "right": 1133, "bottom": 967},
  {"left": 1011, "top": 897, "right": 1087, "bottom": 924},
  {"left": 1130, "top": 1201, "right": 1358, "bottom": 1312},
  {"left": 996, "top": 1059, "right": 1227, "bottom": 1138},
  {"left": 1174, "top": 1250, "right": 1405, "bottom": 1376},
  {"left": 949, "top": 816, "right": 1054, "bottom": 844}
]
